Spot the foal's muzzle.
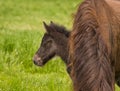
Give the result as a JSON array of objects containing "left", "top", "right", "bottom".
[{"left": 33, "top": 54, "right": 43, "bottom": 66}]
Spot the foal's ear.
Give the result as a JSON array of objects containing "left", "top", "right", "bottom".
[
  {"left": 43, "top": 21, "right": 55, "bottom": 33},
  {"left": 50, "top": 21, "right": 53, "bottom": 24},
  {"left": 43, "top": 22, "right": 49, "bottom": 33}
]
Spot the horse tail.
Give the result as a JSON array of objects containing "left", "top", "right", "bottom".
[{"left": 69, "top": 0, "right": 117, "bottom": 91}]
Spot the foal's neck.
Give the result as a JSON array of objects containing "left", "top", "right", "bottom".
[
  {"left": 55, "top": 36, "right": 69, "bottom": 65},
  {"left": 58, "top": 45, "right": 69, "bottom": 64}
]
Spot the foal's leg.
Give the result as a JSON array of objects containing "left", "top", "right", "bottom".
[
  {"left": 116, "top": 73, "right": 120, "bottom": 87},
  {"left": 116, "top": 77, "right": 120, "bottom": 87}
]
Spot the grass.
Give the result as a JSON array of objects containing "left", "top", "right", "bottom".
[
  {"left": 0, "top": 28, "right": 72, "bottom": 91},
  {"left": 0, "top": 0, "right": 120, "bottom": 91}
]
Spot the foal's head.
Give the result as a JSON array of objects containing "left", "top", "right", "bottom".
[{"left": 33, "top": 22, "right": 69, "bottom": 66}]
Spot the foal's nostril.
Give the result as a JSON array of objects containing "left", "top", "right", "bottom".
[{"left": 34, "top": 60, "right": 38, "bottom": 65}]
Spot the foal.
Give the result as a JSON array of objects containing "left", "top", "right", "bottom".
[{"left": 33, "top": 22, "right": 71, "bottom": 72}]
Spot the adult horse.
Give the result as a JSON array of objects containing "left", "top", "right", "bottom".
[{"left": 69, "top": 0, "right": 120, "bottom": 91}]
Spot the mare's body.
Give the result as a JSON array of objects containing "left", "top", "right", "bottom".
[
  {"left": 106, "top": 0, "right": 120, "bottom": 85},
  {"left": 69, "top": 0, "right": 120, "bottom": 91}
]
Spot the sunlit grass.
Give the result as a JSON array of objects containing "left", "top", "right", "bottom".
[{"left": 0, "top": 29, "right": 72, "bottom": 91}]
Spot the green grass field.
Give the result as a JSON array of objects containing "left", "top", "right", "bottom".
[{"left": 0, "top": 0, "right": 120, "bottom": 91}]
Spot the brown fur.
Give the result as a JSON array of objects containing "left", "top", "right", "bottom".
[{"left": 69, "top": 0, "right": 120, "bottom": 91}]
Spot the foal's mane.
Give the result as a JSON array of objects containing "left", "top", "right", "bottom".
[
  {"left": 49, "top": 22, "right": 70, "bottom": 37},
  {"left": 69, "top": 0, "right": 120, "bottom": 91}
]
